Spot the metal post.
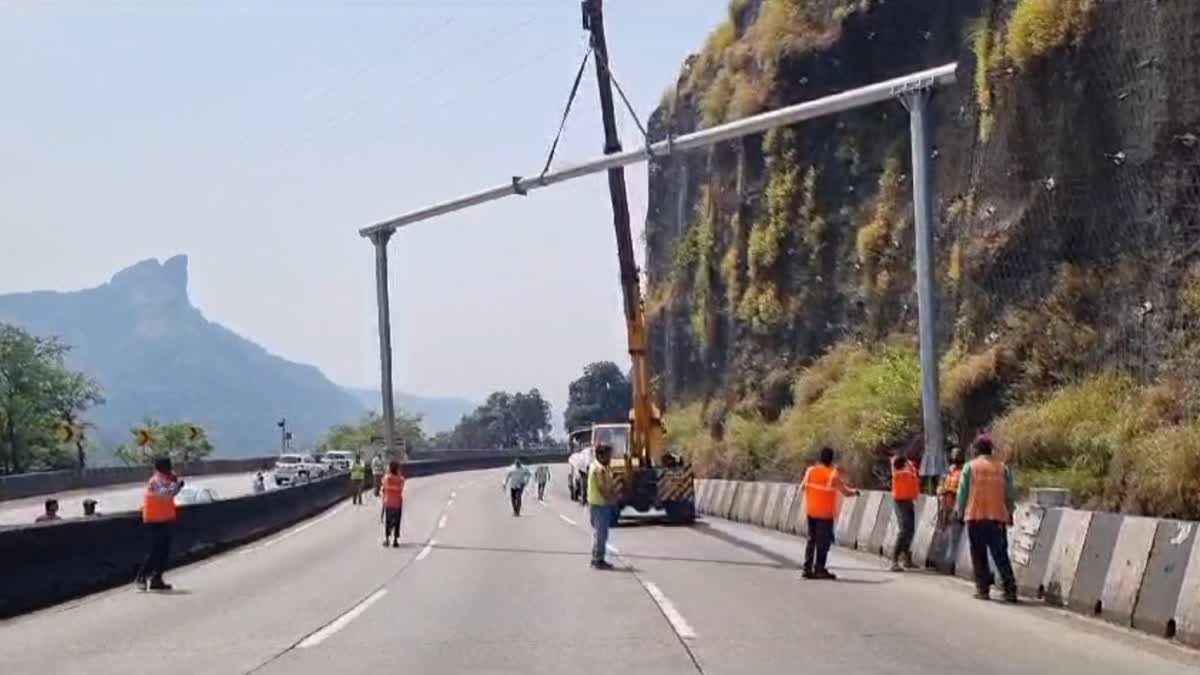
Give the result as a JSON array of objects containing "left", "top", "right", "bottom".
[
  {"left": 371, "top": 230, "right": 401, "bottom": 461},
  {"left": 903, "top": 89, "right": 946, "bottom": 479}
]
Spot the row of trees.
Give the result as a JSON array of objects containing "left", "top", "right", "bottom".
[
  {"left": 0, "top": 324, "right": 103, "bottom": 473},
  {"left": 434, "top": 389, "right": 552, "bottom": 450},
  {"left": 320, "top": 410, "right": 427, "bottom": 454}
]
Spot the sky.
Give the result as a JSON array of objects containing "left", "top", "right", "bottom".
[{"left": 0, "top": 0, "right": 729, "bottom": 425}]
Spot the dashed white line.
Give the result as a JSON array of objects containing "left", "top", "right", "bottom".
[
  {"left": 437, "top": 514, "right": 448, "bottom": 529},
  {"left": 416, "top": 539, "right": 436, "bottom": 561},
  {"left": 642, "top": 581, "right": 697, "bottom": 640},
  {"left": 559, "top": 514, "right": 578, "bottom": 526},
  {"left": 298, "top": 589, "right": 387, "bottom": 648}
]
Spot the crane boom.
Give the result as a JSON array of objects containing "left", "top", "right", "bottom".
[{"left": 583, "top": 0, "right": 664, "bottom": 471}]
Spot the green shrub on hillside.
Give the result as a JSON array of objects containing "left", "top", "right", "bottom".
[
  {"left": 1128, "top": 424, "right": 1200, "bottom": 519},
  {"left": 780, "top": 339, "right": 921, "bottom": 485},
  {"left": 1006, "top": 0, "right": 1094, "bottom": 68}
]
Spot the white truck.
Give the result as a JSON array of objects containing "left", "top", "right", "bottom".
[{"left": 274, "top": 453, "right": 327, "bottom": 486}]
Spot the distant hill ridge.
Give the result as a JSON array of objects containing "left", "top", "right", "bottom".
[{"left": 0, "top": 255, "right": 453, "bottom": 460}]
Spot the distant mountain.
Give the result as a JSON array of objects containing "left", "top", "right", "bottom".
[
  {"left": 346, "top": 388, "right": 474, "bottom": 434},
  {"left": 0, "top": 255, "right": 366, "bottom": 461}
]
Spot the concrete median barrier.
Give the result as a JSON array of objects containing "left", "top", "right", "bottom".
[
  {"left": 0, "top": 456, "right": 280, "bottom": 502},
  {"left": 1042, "top": 508, "right": 1092, "bottom": 605},
  {"left": 1176, "top": 532, "right": 1200, "bottom": 648},
  {"left": 1011, "top": 505, "right": 1060, "bottom": 598},
  {"left": 1100, "top": 515, "right": 1158, "bottom": 626},
  {"left": 0, "top": 452, "right": 562, "bottom": 619},
  {"left": 910, "top": 496, "right": 938, "bottom": 567},
  {"left": 868, "top": 494, "right": 894, "bottom": 557},
  {"left": 835, "top": 494, "right": 867, "bottom": 547},
  {"left": 750, "top": 483, "right": 772, "bottom": 526},
  {"left": 1134, "top": 520, "right": 1197, "bottom": 638},
  {"left": 1068, "top": 511, "right": 1123, "bottom": 616}
]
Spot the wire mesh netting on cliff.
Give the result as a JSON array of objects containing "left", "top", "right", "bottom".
[{"left": 643, "top": 0, "right": 1200, "bottom": 518}]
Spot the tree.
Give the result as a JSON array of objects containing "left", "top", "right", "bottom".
[
  {"left": 114, "top": 418, "right": 214, "bottom": 466},
  {"left": 563, "top": 361, "right": 632, "bottom": 432},
  {"left": 0, "top": 324, "right": 103, "bottom": 473},
  {"left": 435, "top": 389, "right": 551, "bottom": 449},
  {"left": 320, "top": 410, "right": 426, "bottom": 455}
]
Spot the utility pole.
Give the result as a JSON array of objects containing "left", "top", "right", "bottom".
[
  {"left": 277, "top": 417, "right": 287, "bottom": 454},
  {"left": 902, "top": 89, "right": 946, "bottom": 480},
  {"left": 370, "top": 230, "right": 401, "bottom": 461}
]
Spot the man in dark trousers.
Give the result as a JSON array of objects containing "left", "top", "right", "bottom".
[
  {"left": 890, "top": 454, "right": 921, "bottom": 572},
  {"left": 955, "top": 436, "right": 1018, "bottom": 602},
  {"left": 800, "top": 447, "right": 860, "bottom": 580},
  {"left": 381, "top": 461, "right": 406, "bottom": 547},
  {"left": 137, "top": 457, "right": 184, "bottom": 591}
]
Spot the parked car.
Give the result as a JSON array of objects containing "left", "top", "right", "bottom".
[
  {"left": 321, "top": 450, "right": 354, "bottom": 472},
  {"left": 175, "top": 486, "right": 219, "bottom": 506},
  {"left": 274, "top": 453, "right": 327, "bottom": 486}
]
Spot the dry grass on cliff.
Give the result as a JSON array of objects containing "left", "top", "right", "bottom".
[{"left": 1006, "top": 0, "right": 1094, "bottom": 68}]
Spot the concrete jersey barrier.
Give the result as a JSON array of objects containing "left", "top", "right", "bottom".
[
  {"left": 692, "top": 477, "right": 1200, "bottom": 650},
  {"left": 0, "top": 456, "right": 281, "bottom": 502}
]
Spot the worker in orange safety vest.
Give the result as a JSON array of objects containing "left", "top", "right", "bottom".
[
  {"left": 136, "top": 457, "right": 184, "bottom": 591},
  {"left": 381, "top": 461, "right": 406, "bottom": 548},
  {"left": 801, "top": 447, "right": 860, "bottom": 580},
  {"left": 955, "top": 436, "right": 1018, "bottom": 602},
  {"left": 889, "top": 454, "right": 921, "bottom": 572}
]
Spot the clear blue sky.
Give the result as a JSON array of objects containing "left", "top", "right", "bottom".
[{"left": 0, "top": 0, "right": 728, "bottom": 421}]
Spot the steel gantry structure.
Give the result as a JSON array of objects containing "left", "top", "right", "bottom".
[{"left": 359, "top": 62, "right": 957, "bottom": 474}]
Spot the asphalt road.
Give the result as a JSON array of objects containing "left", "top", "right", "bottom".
[
  {"left": 2, "top": 466, "right": 1198, "bottom": 675},
  {"left": 0, "top": 471, "right": 271, "bottom": 525}
]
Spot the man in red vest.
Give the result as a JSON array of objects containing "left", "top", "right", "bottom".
[
  {"left": 955, "top": 437, "right": 1018, "bottom": 602},
  {"left": 381, "top": 461, "right": 406, "bottom": 548},
  {"left": 801, "top": 447, "right": 860, "bottom": 580},
  {"left": 137, "top": 457, "right": 184, "bottom": 591},
  {"left": 889, "top": 454, "right": 921, "bottom": 572}
]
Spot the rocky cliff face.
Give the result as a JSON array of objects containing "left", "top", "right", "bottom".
[{"left": 645, "top": 0, "right": 1200, "bottom": 443}]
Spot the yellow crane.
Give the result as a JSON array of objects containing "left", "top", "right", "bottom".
[{"left": 582, "top": 0, "right": 694, "bottom": 524}]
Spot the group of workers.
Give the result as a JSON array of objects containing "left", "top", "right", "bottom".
[
  {"left": 802, "top": 435, "right": 1017, "bottom": 602},
  {"left": 34, "top": 496, "right": 101, "bottom": 522},
  {"left": 501, "top": 459, "right": 551, "bottom": 516},
  {"left": 347, "top": 453, "right": 406, "bottom": 546}
]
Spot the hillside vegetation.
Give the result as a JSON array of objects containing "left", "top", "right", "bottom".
[{"left": 646, "top": 0, "right": 1200, "bottom": 518}]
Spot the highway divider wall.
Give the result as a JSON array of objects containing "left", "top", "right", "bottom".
[
  {"left": 0, "top": 452, "right": 565, "bottom": 619},
  {"left": 693, "top": 479, "right": 1200, "bottom": 650},
  {"left": 0, "top": 456, "right": 280, "bottom": 502}
]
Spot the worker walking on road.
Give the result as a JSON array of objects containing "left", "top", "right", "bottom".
[
  {"left": 350, "top": 455, "right": 367, "bottom": 505},
  {"left": 955, "top": 437, "right": 1018, "bottom": 603},
  {"left": 801, "top": 447, "right": 860, "bottom": 580},
  {"left": 381, "top": 461, "right": 405, "bottom": 547},
  {"left": 890, "top": 453, "right": 921, "bottom": 572},
  {"left": 534, "top": 464, "right": 551, "bottom": 501},
  {"left": 370, "top": 454, "right": 384, "bottom": 498},
  {"left": 136, "top": 457, "right": 184, "bottom": 591},
  {"left": 503, "top": 459, "right": 532, "bottom": 516},
  {"left": 588, "top": 444, "right": 618, "bottom": 570}
]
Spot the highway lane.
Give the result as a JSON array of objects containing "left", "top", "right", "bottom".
[
  {"left": 3, "top": 466, "right": 1198, "bottom": 675},
  {"left": 0, "top": 470, "right": 275, "bottom": 525}
]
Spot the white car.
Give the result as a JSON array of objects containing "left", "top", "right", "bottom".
[
  {"left": 274, "top": 453, "right": 327, "bottom": 486},
  {"left": 175, "top": 486, "right": 219, "bottom": 506},
  {"left": 321, "top": 450, "right": 354, "bottom": 473}
]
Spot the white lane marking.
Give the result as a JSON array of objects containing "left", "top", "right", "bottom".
[
  {"left": 450, "top": 490, "right": 457, "bottom": 499},
  {"left": 438, "top": 514, "right": 448, "bottom": 529},
  {"left": 416, "top": 539, "right": 436, "bottom": 561},
  {"left": 559, "top": 514, "right": 578, "bottom": 526},
  {"left": 298, "top": 589, "right": 388, "bottom": 648},
  {"left": 245, "top": 503, "right": 347, "bottom": 553},
  {"left": 642, "top": 581, "right": 696, "bottom": 640}
]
